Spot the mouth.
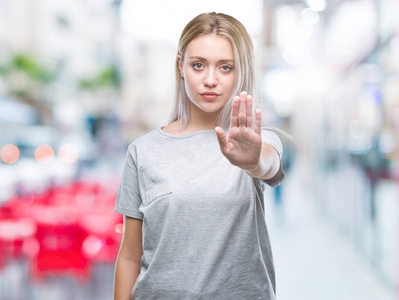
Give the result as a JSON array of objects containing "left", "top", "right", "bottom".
[{"left": 200, "top": 92, "right": 220, "bottom": 100}]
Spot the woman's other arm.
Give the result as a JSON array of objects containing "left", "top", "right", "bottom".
[{"left": 114, "top": 216, "right": 143, "bottom": 300}]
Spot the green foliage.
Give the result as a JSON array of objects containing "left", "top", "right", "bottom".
[
  {"left": 79, "top": 64, "right": 120, "bottom": 90},
  {"left": 0, "top": 53, "right": 58, "bottom": 83},
  {"left": 10, "top": 89, "right": 29, "bottom": 99}
]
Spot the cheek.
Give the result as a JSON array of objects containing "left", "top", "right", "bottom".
[
  {"left": 224, "top": 75, "right": 236, "bottom": 94},
  {"left": 183, "top": 82, "right": 196, "bottom": 103},
  {"left": 184, "top": 78, "right": 194, "bottom": 95},
  {"left": 229, "top": 78, "right": 235, "bottom": 90},
  {"left": 183, "top": 72, "right": 199, "bottom": 95}
]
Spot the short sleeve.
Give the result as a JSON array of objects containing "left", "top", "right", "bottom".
[
  {"left": 261, "top": 127, "right": 285, "bottom": 188},
  {"left": 114, "top": 144, "right": 144, "bottom": 220}
]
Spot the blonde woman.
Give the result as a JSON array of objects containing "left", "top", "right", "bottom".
[{"left": 114, "top": 12, "right": 285, "bottom": 300}]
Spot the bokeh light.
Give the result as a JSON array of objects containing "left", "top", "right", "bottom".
[
  {"left": 115, "top": 223, "right": 124, "bottom": 234},
  {"left": 301, "top": 8, "right": 319, "bottom": 25},
  {"left": 349, "top": 119, "right": 366, "bottom": 138},
  {"left": 22, "top": 238, "right": 40, "bottom": 258},
  {"left": 295, "top": 20, "right": 313, "bottom": 38},
  {"left": 0, "top": 144, "right": 20, "bottom": 164},
  {"left": 34, "top": 145, "right": 54, "bottom": 164},
  {"left": 306, "top": 0, "right": 326, "bottom": 12},
  {"left": 58, "top": 144, "right": 79, "bottom": 164},
  {"left": 82, "top": 235, "right": 107, "bottom": 258}
]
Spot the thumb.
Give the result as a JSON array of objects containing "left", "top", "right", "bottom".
[{"left": 215, "top": 127, "right": 229, "bottom": 153}]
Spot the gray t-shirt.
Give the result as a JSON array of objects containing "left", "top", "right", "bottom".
[{"left": 114, "top": 127, "right": 284, "bottom": 300}]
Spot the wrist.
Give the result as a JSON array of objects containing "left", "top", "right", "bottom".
[{"left": 245, "top": 161, "right": 268, "bottom": 179}]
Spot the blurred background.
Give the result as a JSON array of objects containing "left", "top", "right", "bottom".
[{"left": 0, "top": 0, "right": 398, "bottom": 299}]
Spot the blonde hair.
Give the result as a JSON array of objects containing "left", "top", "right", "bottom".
[{"left": 170, "top": 12, "right": 258, "bottom": 130}]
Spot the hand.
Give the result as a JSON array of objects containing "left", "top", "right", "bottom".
[{"left": 215, "top": 91, "right": 262, "bottom": 171}]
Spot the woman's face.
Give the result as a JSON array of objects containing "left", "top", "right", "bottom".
[{"left": 179, "top": 34, "right": 236, "bottom": 120}]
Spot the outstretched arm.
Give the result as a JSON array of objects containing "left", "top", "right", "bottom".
[{"left": 215, "top": 91, "right": 281, "bottom": 180}]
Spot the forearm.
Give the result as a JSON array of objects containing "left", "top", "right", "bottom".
[
  {"left": 245, "top": 143, "right": 280, "bottom": 180},
  {"left": 114, "top": 256, "right": 141, "bottom": 300}
]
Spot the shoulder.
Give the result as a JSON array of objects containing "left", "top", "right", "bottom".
[
  {"left": 127, "top": 128, "right": 160, "bottom": 148},
  {"left": 161, "top": 120, "right": 180, "bottom": 135},
  {"left": 125, "top": 128, "right": 163, "bottom": 158},
  {"left": 260, "top": 127, "right": 283, "bottom": 157},
  {"left": 122, "top": 128, "right": 163, "bottom": 168},
  {"left": 260, "top": 127, "right": 279, "bottom": 138},
  {"left": 260, "top": 127, "right": 282, "bottom": 145}
]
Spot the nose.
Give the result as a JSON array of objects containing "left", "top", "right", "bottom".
[{"left": 203, "top": 69, "right": 218, "bottom": 87}]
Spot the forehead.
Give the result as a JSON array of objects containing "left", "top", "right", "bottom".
[{"left": 185, "top": 34, "right": 234, "bottom": 60}]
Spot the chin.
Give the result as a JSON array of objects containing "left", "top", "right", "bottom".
[
  {"left": 190, "top": 98, "right": 227, "bottom": 115},
  {"left": 199, "top": 104, "right": 224, "bottom": 113}
]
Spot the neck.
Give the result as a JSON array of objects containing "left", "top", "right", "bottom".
[{"left": 188, "top": 102, "right": 220, "bottom": 130}]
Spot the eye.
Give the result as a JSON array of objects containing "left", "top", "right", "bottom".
[
  {"left": 192, "top": 62, "right": 204, "bottom": 70},
  {"left": 220, "top": 65, "right": 233, "bottom": 72}
]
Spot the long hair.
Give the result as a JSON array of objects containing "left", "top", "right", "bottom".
[{"left": 170, "top": 12, "right": 258, "bottom": 130}]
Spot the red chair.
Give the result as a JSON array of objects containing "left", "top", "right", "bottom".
[
  {"left": 0, "top": 218, "right": 37, "bottom": 260},
  {"left": 30, "top": 221, "right": 89, "bottom": 282},
  {"left": 1, "top": 178, "right": 122, "bottom": 284}
]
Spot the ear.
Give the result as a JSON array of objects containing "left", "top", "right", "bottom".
[{"left": 177, "top": 54, "right": 183, "bottom": 74}]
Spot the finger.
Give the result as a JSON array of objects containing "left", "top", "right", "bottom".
[
  {"left": 215, "top": 126, "right": 229, "bottom": 153},
  {"left": 254, "top": 109, "right": 262, "bottom": 136},
  {"left": 230, "top": 96, "right": 240, "bottom": 128},
  {"left": 246, "top": 94, "right": 253, "bottom": 129},
  {"left": 238, "top": 91, "right": 247, "bottom": 127}
]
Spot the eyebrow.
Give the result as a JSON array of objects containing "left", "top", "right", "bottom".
[{"left": 188, "top": 56, "right": 234, "bottom": 64}]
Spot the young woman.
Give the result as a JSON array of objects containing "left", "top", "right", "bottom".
[{"left": 114, "top": 12, "right": 285, "bottom": 300}]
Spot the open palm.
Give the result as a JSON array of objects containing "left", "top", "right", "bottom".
[{"left": 215, "top": 91, "right": 262, "bottom": 170}]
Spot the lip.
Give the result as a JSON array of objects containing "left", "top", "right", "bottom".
[{"left": 200, "top": 92, "right": 220, "bottom": 100}]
